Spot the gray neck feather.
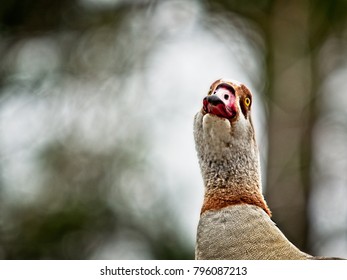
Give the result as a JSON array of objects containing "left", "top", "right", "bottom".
[{"left": 194, "top": 111, "right": 262, "bottom": 193}]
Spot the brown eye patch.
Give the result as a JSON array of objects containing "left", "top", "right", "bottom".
[{"left": 240, "top": 95, "right": 252, "bottom": 119}]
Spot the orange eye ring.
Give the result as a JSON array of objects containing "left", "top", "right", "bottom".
[{"left": 244, "top": 97, "right": 251, "bottom": 107}]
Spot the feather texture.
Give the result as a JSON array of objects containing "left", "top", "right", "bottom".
[{"left": 194, "top": 79, "right": 343, "bottom": 260}]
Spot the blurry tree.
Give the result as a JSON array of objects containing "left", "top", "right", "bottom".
[
  {"left": 2, "top": 137, "right": 191, "bottom": 259},
  {"left": 205, "top": 0, "right": 347, "bottom": 253},
  {"left": 0, "top": 0, "right": 192, "bottom": 259}
]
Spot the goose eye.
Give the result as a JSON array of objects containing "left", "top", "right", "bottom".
[{"left": 244, "top": 97, "right": 251, "bottom": 107}]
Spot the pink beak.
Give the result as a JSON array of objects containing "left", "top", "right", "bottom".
[{"left": 203, "top": 86, "right": 236, "bottom": 119}]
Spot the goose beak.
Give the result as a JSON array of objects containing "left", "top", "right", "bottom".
[{"left": 203, "top": 85, "right": 236, "bottom": 119}]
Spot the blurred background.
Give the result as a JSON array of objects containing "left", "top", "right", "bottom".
[{"left": 0, "top": 0, "right": 347, "bottom": 259}]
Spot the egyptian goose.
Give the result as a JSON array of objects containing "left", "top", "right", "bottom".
[{"left": 194, "top": 78, "right": 342, "bottom": 260}]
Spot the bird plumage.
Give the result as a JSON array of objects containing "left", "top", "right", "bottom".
[
  {"left": 196, "top": 205, "right": 309, "bottom": 260},
  {"left": 194, "top": 78, "right": 342, "bottom": 260}
]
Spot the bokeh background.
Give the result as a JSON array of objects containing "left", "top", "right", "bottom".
[{"left": 1, "top": 0, "right": 347, "bottom": 259}]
